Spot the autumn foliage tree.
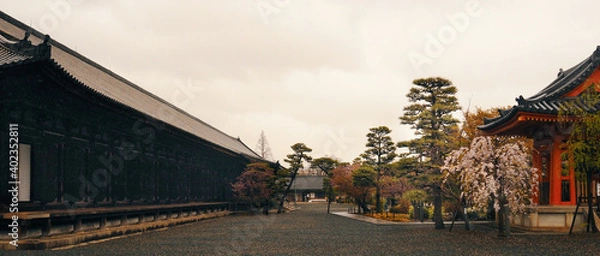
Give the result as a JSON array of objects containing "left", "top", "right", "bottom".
[
  {"left": 460, "top": 107, "right": 507, "bottom": 146},
  {"left": 458, "top": 106, "right": 532, "bottom": 148},
  {"left": 330, "top": 162, "right": 371, "bottom": 213},
  {"left": 231, "top": 162, "right": 276, "bottom": 211},
  {"left": 442, "top": 136, "right": 539, "bottom": 237}
]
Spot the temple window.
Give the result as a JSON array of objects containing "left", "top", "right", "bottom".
[
  {"left": 561, "top": 180, "right": 571, "bottom": 202},
  {"left": 541, "top": 155, "right": 548, "bottom": 178}
]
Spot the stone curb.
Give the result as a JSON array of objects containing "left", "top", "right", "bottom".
[
  {"left": 1, "top": 211, "right": 230, "bottom": 250},
  {"left": 330, "top": 211, "right": 494, "bottom": 226}
]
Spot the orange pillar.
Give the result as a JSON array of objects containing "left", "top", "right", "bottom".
[{"left": 549, "top": 140, "right": 562, "bottom": 205}]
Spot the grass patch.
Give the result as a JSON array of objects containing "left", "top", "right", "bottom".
[{"left": 366, "top": 212, "right": 411, "bottom": 222}]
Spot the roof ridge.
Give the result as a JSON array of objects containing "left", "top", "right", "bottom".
[
  {"left": 0, "top": 10, "right": 262, "bottom": 160},
  {"left": 521, "top": 46, "right": 600, "bottom": 103}
]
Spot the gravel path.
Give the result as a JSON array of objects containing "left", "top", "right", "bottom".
[{"left": 12, "top": 202, "right": 600, "bottom": 255}]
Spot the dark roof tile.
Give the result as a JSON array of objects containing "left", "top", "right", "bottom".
[
  {"left": 480, "top": 46, "right": 600, "bottom": 131},
  {"left": 0, "top": 11, "right": 262, "bottom": 160}
]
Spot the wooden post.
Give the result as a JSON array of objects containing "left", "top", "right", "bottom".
[
  {"left": 100, "top": 215, "right": 107, "bottom": 228},
  {"left": 42, "top": 218, "right": 51, "bottom": 236},
  {"left": 74, "top": 217, "right": 82, "bottom": 232}
]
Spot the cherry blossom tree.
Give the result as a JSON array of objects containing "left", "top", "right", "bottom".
[{"left": 442, "top": 136, "right": 539, "bottom": 236}]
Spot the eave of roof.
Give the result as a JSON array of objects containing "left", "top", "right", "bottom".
[
  {"left": 479, "top": 46, "right": 600, "bottom": 134},
  {"left": 291, "top": 176, "right": 326, "bottom": 190},
  {"left": 0, "top": 11, "right": 263, "bottom": 161}
]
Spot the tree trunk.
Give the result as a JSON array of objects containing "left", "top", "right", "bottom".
[
  {"left": 375, "top": 186, "right": 381, "bottom": 213},
  {"left": 462, "top": 200, "right": 471, "bottom": 231},
  {"left": 327, "top": 198, "right": 331, "bottom": 214},
  {"left": 375, "top": 167, "right": 382, "bottom": 213},
  {"left": 433, "top": 185, "right": 444, "bottom": 229},
  {"left": 498, "top": 193, "right": 510, "bottom": 237},
  {"left": 586, "top": 170, "right": 598, "bottom": 232},
  {"left": 263, "top": 198, "right": 269, "bottom": 215},
  {"left": 277, "top": 172, "right": 297, "bottom": 214}
]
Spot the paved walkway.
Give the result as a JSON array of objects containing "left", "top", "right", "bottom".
[{"left": 23, "top": 203, "right": 600, "bottom": 255}]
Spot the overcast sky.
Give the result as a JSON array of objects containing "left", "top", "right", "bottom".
[{"left": 4, "top": 1, "right": 600, "bottom": 164}]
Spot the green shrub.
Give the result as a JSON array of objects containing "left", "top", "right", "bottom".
[{"left": 409, "top": 204, "right": 430, "bottom": 220}]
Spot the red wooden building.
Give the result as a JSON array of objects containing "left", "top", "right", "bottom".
[{"left": 479, "top": 46, "right": 600, "bottom": 231}]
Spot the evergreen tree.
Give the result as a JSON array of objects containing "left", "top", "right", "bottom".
[
  {"left": 399, "top": 77, "right": 461, "bottom": 229},
  {"left": 277, "top": 143, "right": 312, "bottom": 213},
  {"left": 352, "top": 165, "right": 377, "bottom": 213},
  {"left": 311, "top": 157, "right": 339, "bottom": 213},
  {"left": 559, "top": 86, "right": 600, "bottom": 233},
  {"left": 360, "top": 126, "right": 397, "bottom": 213}
]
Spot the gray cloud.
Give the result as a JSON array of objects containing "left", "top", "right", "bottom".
[{"left": 5, "top": 0, "right": 600, "bottom": 163}]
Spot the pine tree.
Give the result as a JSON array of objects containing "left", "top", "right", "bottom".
[
  {"left": 277, "top": 143, "right": 312, "bottom": 213},
  {"left": 311, "top": 157, "right": 339, "bottom": 213},
  {"left": 399, "top": 77, "right": 461, "bottom": 229},
  {"left": 360, "top": 126, "right": 397, "bottom": 213}
]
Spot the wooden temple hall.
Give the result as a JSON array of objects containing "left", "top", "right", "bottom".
[
  {"left": 479, "top": 45, "right": 600, "bottom": 232},
  {"left": 0, "top": 11, "right": 268, "bottom": 244}
]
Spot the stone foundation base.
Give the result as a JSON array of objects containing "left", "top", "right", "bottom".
[{"left": 510, "top": 206, "right": 591, "bottom": 232}]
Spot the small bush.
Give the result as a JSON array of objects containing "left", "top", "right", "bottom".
[{"left": 390, "top": 199, "right": 410, "bottom": 214}]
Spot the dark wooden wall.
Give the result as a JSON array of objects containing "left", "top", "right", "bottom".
[{"left": 0, "top": 63, "right": 249, "bottom": 211}]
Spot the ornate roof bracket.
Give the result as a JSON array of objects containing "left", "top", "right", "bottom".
[
  {"left": 592, "top": 45, "right": 600, "bottom": 64},
  {"left": 2, "top": 30, "right": 51, "bottom": 59},
  {"left": 516, "top": 95, "right": 525, "bottom": 105}
]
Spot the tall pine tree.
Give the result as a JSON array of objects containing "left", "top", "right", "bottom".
[
  {"left": 277, "top": 143, "right": 312, "bottom": 213},
  {"left": 399, "top": 77, "right": 460, "bottom": 229},
  {"left": 360, "top": 126, "right": 397, "bottom": 213}
]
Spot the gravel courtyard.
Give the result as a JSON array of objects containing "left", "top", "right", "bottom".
[{"left": 14, "top": 202, "right": 600, "bottom": 255}]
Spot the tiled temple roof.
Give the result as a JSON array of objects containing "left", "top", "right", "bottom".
[
  {"left": 0, "top": 11, "right": 262, "bottom": 161},
  {"left": 479, "top": 46, "right": 600, "bottom": 132}
]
